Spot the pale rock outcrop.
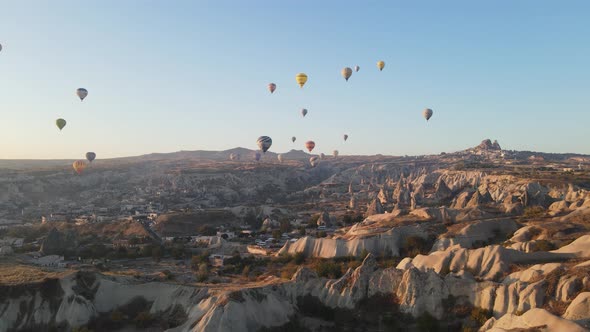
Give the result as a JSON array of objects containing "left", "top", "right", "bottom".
[
  {"left": 434, "top": 178, "right": 452, "bottom": 201},
  {"left": 548, "top": 200, "right": 570, "bottom": 216},
  {"left": 278, "top": 225, "right": 427, "bottom": 258},
  {"left": 502, "top": 263, "right": 562, "bottom": 284},
  {"left": 552, "top": 235, "right": 590, "bottom": 257},
  {"left": 480, "top": 308, "right": 588, "bottom": 332},
  {"left": 563, "top": 292, "right": 590, "bottom": 328},
  {"left": 555, "top": 275, "right": 583, "bottom": 302},
  {"left": 432, "top": 219, "right": 518, "bottom": 251},
  {"left": 451, "top": 189, "right": 475, "bottom": 209},
  {"left": 396, "top": 268, "right": 449, "bottom": 319},
  {"left": 364, "top": 198, "right": 384, "bottom": 217}
]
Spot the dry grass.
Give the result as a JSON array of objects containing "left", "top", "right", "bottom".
[{"left": 0, "top": 263, "right": 73, "bottom": 285}]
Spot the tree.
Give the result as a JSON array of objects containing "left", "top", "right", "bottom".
[
  {"left": 197, "top": 263, "right": 208, "bottom": 282},
  {"left": 272, "top": 229, "right": 282, "bottom": 240},
  {"left": 197, "top": 225, "right": 217, "bottom": 236},
  {"left": 152, "top": 246, "right": 162, "bottom": 262}
]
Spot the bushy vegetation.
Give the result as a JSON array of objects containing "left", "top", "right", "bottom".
[
  {"left": 315, "top": 260, "right": 343, "bottom": 279},
  {"left": 522, "top": 206, "right": 546, "bottom": 219},
  {"left": 400, "top": 235, "right": 433, "bottom": 258}
]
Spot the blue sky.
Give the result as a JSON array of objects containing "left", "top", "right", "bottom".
[{"left": 1, "top": 1, "right": 589, "bottom": 159}]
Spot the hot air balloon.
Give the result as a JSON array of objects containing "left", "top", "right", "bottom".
[
  {"left": 278, "top": 154, "right": 284, "bottom": 163},
  {"left": 86, "top": 152, "right": 96, "bottom": 162},
  {"left": 76, "top": 88, "right": 88, "bottom": 101},
  {"left": 333, "top": 150, "right": 339, "bottom": 157},
  {"left": 354, "top": 65, "right": 360, "bottom": 72},
  {"left": 319, "top": 153, "right": 326, "bottom": 160},
  {"left": 72, "top": 160, "right": 87, "bottom": 175},
  {"left": 343, "top": 134, "right": 348, "bottom": 141},
  {"left": 309, "top": 156, "right": 319, "bottom": 167},
  {"left": 255, "top": 152, "right": 262, "bottom": 161},
  {"left": 230, "top": 153, "right": 237, "bottom": 161},
  {"left": 56, "top": 118, "right": 67, "bottom": 131},
  {"left": 291, "top": 136, "right": 296, "bottom": 143},
  {"left": 305, "top": 141, "right": 315, "bottom": 153},
  {"left": 268, "top": 83, "right": 276, "bottom": 94},
  {"left": 256, "top": 136, "right": 272, "bottom": 153},
  {"left": 295, "top": 73, "right": 308, "bottom": 88},
  {"left": 377, "top": 61, "right": 385, "bottom": 71},
  {"left": 0, "top": 44, "right": 2, "bottom": 52},
  {"left": 423, "top": 108, "right": 433, "bottom": 121},
  {"left": 341, "top": 67, "right": 353, "bottom": 81},
  {"left": 301, "top": 108, "right": 308, "bottom": 117}
]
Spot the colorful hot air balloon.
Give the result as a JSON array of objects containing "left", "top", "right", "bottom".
[
  {"left": 76, "top": 88, "right": 88, "bottom": 101},
  {"left": 86, "top": 152, "right": 96, "bottom": 162},
  {"left": 333, "top": 150, "right": 339, "bottom": 157},
  {"left": 295, "top": 73, "right": 308, "bottom": 88},
  {"left": 309, "top": 156, "right": 319, "bottom": 167},
  {"left": 278, "top": 154, "right": 284, "bottom": 163},
  {"left": 72, "top": 160, "right": 87, "bottom": 174},
  {"left": 301, "top": 108, "right": 308, "bottom": 117},
  {"left": 377, "top": 61, "right": 385, "bottom": 71},
  {"left": 292, "top": 136, "right": 296, "bottom": 143},
  {"left": 423, "top": 108, "right": 433, "bottom": 121},
  {"left": 342, "top": 67, "right": 352, "bottom": 81},
  {"left": 343, "top": 134, "right": 348, "bottom": 141},
  {"left": 56, "top": 118, "right": 67, "bottom": 131},
  {"left": 256, "top": 136, "right": 272, "bottom": 153},
  {"left": 255, "top": 152, "right": 262, "bottom": 161},
  {"left": 268, "top": 83, "right": 276, "bottom": 94},
  {"left": 354, "top": 65, "right": 360, "bottom": 72},
  {"left": 305, "top": 141, "right": 315, "bottom": 152}
]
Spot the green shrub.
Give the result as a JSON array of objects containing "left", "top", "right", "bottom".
[{"left": 315, "top": 261, "right": 342, "bottom": 279}]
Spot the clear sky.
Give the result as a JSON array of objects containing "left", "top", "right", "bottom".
[{"left": 1, "top": 1, "right": 589, "bottom": 159}]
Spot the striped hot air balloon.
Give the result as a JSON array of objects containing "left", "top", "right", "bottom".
[
  {"left": 72, "top": 160, "right": 87, "bottom": 174},
  {"left": 256, "top": 136, "right": 272, "bottom": 153},
  {"left": 268, "top": 83, "right": 276, "bottom": 94},
  {"left": 295, "top": 73, "right": 308, "bottom": 88}
]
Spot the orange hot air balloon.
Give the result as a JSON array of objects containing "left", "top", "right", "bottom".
[
  {"left": 305, "top": 140, "right": 315, "bottom": 152},
  {"left": 72, "top": 160, "right": 87, "bottom": 175}
]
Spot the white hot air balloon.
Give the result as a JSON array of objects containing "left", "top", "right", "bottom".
[{"left": 354, "top": 65, "right": 360, "bottom": 72}]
